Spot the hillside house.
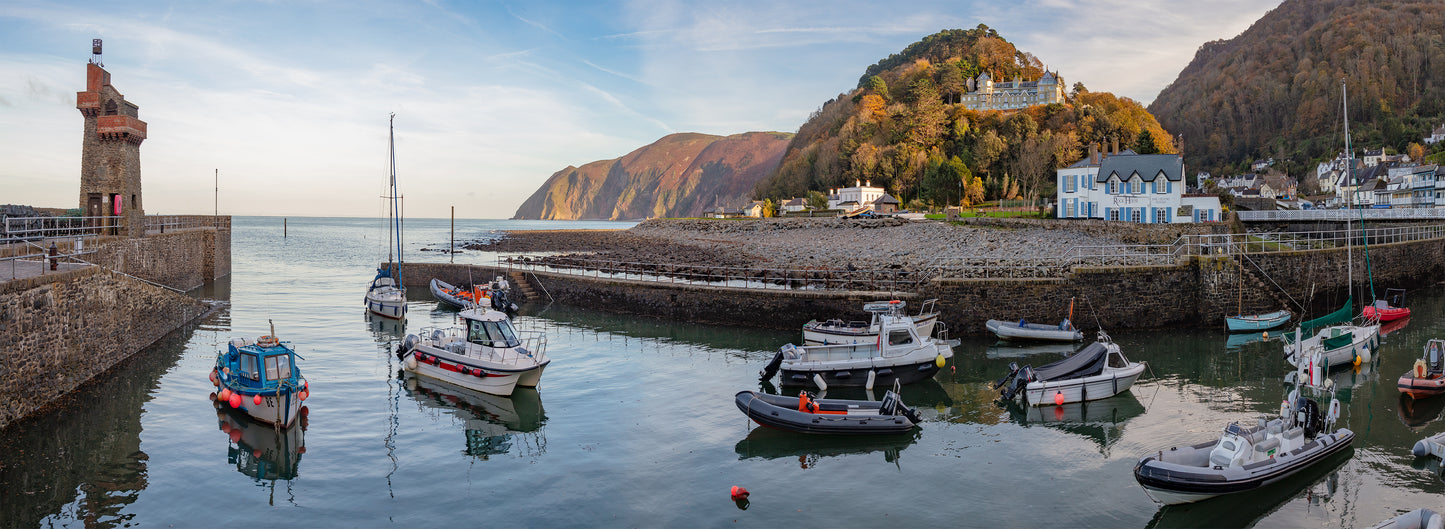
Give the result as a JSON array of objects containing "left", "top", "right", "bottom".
[{"left": 1054, "top": 145, "right": 1221, "bottom": 223}]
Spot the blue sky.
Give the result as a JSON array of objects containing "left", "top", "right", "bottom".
[{"left": 0, "top": 0, "right": 1282, "bottom": 218}]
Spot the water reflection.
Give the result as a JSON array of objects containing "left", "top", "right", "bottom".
[
  {"left": 1381, "top": 316, "right": 1411, "bottom": 337},
  {"left": 985, "top": 341, "right": 1079, "bottom": 358},
  {"left": 364, "top": 310, "right": 407, "bottom": 341},
  {"left": 1144, "top": 450, "right": 1352, "bottom": 529},
  {"left": 1002, "top": 393, "right": 1146, "bottom": 455},
  {"left": 0, "top": 318, "right": 206, "bottom": 529},
  {"left": 733, "top": 427, "right": 920, "bottom": 469},
  {"left": 216, "top": 409, "right": 306, "bottom": 483},
  {"left": 402, "top": 375, "right": 547, "bottom": 459},
  {"left": 1399, "top": 394, "right": 1445, "bottom": 431}
]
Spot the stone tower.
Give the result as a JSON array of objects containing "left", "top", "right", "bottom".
[{"left": 76, "top": 40, "right": 146, "bottom": 237}]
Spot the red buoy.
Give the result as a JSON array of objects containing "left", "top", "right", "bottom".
[
  {"left": 1053, "top": 391, "right": 1065, "bottom": 406},
  {"left": 730, "top": 486, "right": 750, "bottom": 501},
  {"left": 253, "top": 394, "right": 263, "bottom": 406},
  {"left": 228, "top": 392, "right": 242, "bottom": 409}
]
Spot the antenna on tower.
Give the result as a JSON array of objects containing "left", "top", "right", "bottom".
[{"left": 90, "top": 39, "right": 103, "bottom": 67}]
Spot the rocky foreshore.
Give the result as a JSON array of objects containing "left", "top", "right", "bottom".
[{"left": 463, "top": 217, "right": 1193, "bottom": 279}]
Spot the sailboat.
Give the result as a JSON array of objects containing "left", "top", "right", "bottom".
[
  {"left": 365, "top": 113, "right": 407, "bottom": 320},
  {"left": 1225, "top": 261, "right": 1291, "bottom": 332},
  {"left": 1283, "top": 81, "right": 1380, "bottom": 370}
]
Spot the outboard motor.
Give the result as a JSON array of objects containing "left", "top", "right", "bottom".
[
  {"left": 1294, "top": 397, "right": 1323, "bottom": 438},
  {"left": 759, "top": 350, "right": 785, "bottom": 381},
  {"left": 491, "top": 288, "right": 508, "bottom": 311},
  {"left": 398, "top": 334, "right": 419, "bottom": 358}
]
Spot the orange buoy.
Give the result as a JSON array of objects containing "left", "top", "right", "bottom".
[
  {"left": 253, "top": 394, "right": 263, "bottom": 406},
  {"left": 228, "top": 392, "right": 242, "bottom": 409},
  {"left": 219, "top": 388, "right": 232, "bottom": 403},
  {"left": 209, "top": 370, "right": 219, "bottom": 385},
  {"left": 299, "top": 389, "right": 309, "bottom": 401},
  {"left": 730, "top": 486, "right": 750, "bottom": 501},
  {"left": 1054, "top": 391, "right": 1065, "bottom": 406}
]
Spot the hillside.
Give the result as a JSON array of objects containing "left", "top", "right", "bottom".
[
  {"left": 1149, "top": 0, "right": 1445, "bottom": 178},
  {"left": 753, "top": 25, "right": 1174, "bottom": 207},
  {"left": 512, "top": 132, "right": 792, "bottom": 220}
]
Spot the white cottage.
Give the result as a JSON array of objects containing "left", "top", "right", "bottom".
[{"left": 1056, "top": 149, "right": 1222, "bottom": 223}]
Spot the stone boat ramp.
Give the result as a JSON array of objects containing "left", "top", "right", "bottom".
[{"left": 414, "top": 218, "right": 1445, "bottom": 338}]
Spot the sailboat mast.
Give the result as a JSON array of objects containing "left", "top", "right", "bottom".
[
  {"left": 387, "top": 114, "right": 397, "bottom": 268},
  {"left": 1342, "top": 80, "right": 1353, "bottom": 304}
]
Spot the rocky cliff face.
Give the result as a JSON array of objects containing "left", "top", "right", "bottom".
[{"left": 512, "top": 131, "right": 792, "bottom": 220}]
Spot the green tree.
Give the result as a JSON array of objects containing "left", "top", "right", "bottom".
[
  {"left": 806, "top": 190, "right": 829, "bottom": 210},
  {"left": 1133, "top": 128, "right": 1160, "bottom": 154},
  {"left": 865, "top": 75, "right": 891, "bottom": 102}
]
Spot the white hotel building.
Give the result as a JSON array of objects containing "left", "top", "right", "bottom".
[{"left": 1056, "top": 149, "right": 1223, "bottom": 223}]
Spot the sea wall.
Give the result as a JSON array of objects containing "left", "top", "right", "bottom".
[
  {"left": 0, "top": 268, "right": 211, "bottom": 429},
  {"left": 88, "top": 224, "right": 230, "bottom": 291}
]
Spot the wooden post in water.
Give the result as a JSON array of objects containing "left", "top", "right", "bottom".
[
  {"left": 284, "top": 218, "right": 287, "bottom": 237},
  {"left": 450, "top": 205, "right": 455, "bottom": 264}
]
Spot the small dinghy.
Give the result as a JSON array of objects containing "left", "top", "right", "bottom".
[
  {"left": 1400, "top": 339, "right": 1445, "bottom": 399},
  {"left": 1225, "top": 310, "right": 1291, "bottom": 333},
  {"left": 735, "top": 383, "right": 920, "bottom": 435},
  {"left": 802, "top": 299, "right": 940, "bottom": 345},
  {"left": 985, "top": 318, "right": 1083, "bottom": 342},
  {"left": 1364, "top": 288, "right": 1411, "bottom": 322},
  {"left": 211, "top": 321, "right": 309, "bottom": 428},
  {"left": 398, "top": 307, "right": 548, "bottom": 396},
  {"left": 431, "top": 278, "right": 517, "bottom": 312},
  {"left": 994, "top": 331, "right": 1146, "bottom": 406},
  {"left": 1366, "top": 508, "right": 1444, "bottom": 529},
  {"left": 760, "top": 302, "right": 952, "bottom": 390},
  {"left": 1413, "top": 430, "right": 1445, "bottom": 460},
  {"left": 1134, "top": 366, "right": 1353, "bottom": 505}
]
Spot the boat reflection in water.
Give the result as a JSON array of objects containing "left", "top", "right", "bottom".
[
  {"left": 1399, "top": 393, "right": 1445, "bottom": 431},
  {"left": 1144, "top": 450, "right": 1351, "bottom": 529},
  {"left": 1380, "top": 316, "right": 1411, "bottom": 337},
  {"left": 402, "top": 374, "right": 547, "bottom": 459},
  {"left": 364, "top": 310, "right": 407, "bottom": 341},
  {"left": 1224, "top": 331, "right": 1270, "bottom": 351},
  {"left": 985, "top": 341, "right": 1079, "bottom": 359},
  {"left": 1003, "top": 392, "right": 1146, "bottom": 455},
  {"left": 216, "top": 409, "right": 306, "bottom": 482},
  {"left": 733, "top": 426, "right": 920, "bottom": 469}
]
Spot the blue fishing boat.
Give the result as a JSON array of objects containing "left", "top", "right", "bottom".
[
  {"left": 1225, "top": 310, "right": 1291, "bottom": 332},
  {"left": 211, "top": 321, "right": 309, "bottom": 427}
]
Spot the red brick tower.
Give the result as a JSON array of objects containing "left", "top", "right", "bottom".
[{"left": 76, "top": 39, "right": 147, "bottom": 237}]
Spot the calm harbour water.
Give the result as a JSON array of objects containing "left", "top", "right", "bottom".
[{"left": 4, "top": 215, "right": 1445, "bottom": 528}]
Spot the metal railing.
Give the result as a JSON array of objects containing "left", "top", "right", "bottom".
[
  {"left": 2, "top": 238, "right": 98, "bottom": 280},
  {"left": 1240, "top": 208, "right": 1445, "bottom": 222},
  {"left": 501, "top": 255, "right": 920, "bottom": 293},
  {"left": 3, "top": 216, "right": 119, "bottom": 242}
]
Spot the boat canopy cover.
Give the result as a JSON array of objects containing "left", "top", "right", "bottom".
[
  {"left": 1295, "top": 297, "right": 1352, "bottom": 340},
  {"left": 1032, "top": 342, "right": 1107, "bottom": 381}
]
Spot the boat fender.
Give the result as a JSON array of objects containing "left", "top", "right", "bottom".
[
  {"left": 1414, "top": 439, "right": 1432, "bottom": 457},
  {"left": 866, "top": 370, "right": 876, "bottom": 391},
  {"left": 813, "top": 374, "right": 828, "bottom": 391},
  {"left": 405, "top": 355, "right": 418, "bottom": 371},
  {"left": 1327, "top": 398, "right": 1341, "bottom": 424}
]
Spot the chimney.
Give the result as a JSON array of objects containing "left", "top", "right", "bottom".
[
  {"left": 855, "top": 179, "right": 861, "bottom": 187},
  {"left": 1089, "top": 143, "right": 1099, "bottom": 164},
  {"left": 866, "top": 180, "right": 871, "bottom": 187},
  {"left": 1112, "top": 137, "right": 1119, "bottom": 155}
]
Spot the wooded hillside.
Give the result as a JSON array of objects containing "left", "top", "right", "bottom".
[
  {"left": 1149, "top": 0, "right": 1445, "bottom": 178},
  {"left": 753, "top": 25, "right": 1175, "bottom": 208}
]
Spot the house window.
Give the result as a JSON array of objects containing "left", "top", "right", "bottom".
[
  {"left": 1155, "top": 208, "right": 1169, "bottom": 223},
  {"left": 1089, "top": 202, "right": 1097, "bottom": 218},
  {"left": 1156, "top": 180, "right": 1167, "bottom": 194},
  {"left": 1130, "top": 208, "right": 1142, "bottom": 223},
  {"left": 1108, "top": 209, "right": 1120, "bottom": 221},
  {"left": 1108, "top": 181, "right": 1119, "bottom": 194},
  {"left": 1130, "top": 179, "right": 1142, "bottom": 194},
  {"left": 1066, "top": 200, "right": 1076, "bottom": 218}
]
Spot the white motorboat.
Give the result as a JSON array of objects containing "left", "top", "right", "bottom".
[
  {"left": 985, "top": 318, "right": 1083, "bottom": 342},
  {"left": 398, "top": 307, "right": 548, "bottom": 396},
  {"left": 1284, "top": 319, "right": 1380, "bottom": 371},
  {"left": 760, "top": 302, "right": 953, "bottom": 390},
  {"left": 995, "top": 331, "right": 1145, "bottom": 406},
  {"left": 1134, "top": 369, "right": 1354, "bottom": 505},
  {"left": 1367, "top": 509, "right": 1444, "bottom": 529},
  {"left": 801, "top": 299, "right": 940, "bottom": 345}
]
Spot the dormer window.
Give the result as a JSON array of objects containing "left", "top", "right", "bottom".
[{"left": 1130, "top": 178, "right": 1142, "bottom": 194}]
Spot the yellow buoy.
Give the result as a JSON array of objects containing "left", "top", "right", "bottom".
[
  {"left": 1262, "top": 331, "right": 1269, "bottom": 340},
  {"left": 935, "top": 354, "right": 946, "bottom": 368},
  {"left": 1353, "top": 354, "right": 1362, "bottom": 366}
]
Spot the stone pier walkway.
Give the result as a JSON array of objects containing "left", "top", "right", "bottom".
[{"left": 1, "top": 259, "right": 93, "bottom": 283}]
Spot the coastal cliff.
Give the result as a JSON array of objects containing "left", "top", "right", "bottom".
[{"left": 512, "top": 131, "right": 792, "bottom": 220}]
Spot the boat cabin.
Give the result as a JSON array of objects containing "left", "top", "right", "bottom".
[
  {"left": 229, "top": 339, "right": 297, "bottom": 388},
  {"left": 460, "top": 308, "right": 521, "bottom": 348}
]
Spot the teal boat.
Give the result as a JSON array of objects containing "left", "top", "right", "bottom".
[
  {"left": 211, "top": 321, "right": 308, "bottom": 427},
  {"left": 1225, "top": 310, "right": 1291, "bottom": 333}
]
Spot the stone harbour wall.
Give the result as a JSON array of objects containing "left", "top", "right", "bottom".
[
  {"left": 88, "top": 227, "right": 229, "bottom": 291},
  {"left": 0, "top": 268, "right": 211, "bottom": 429}
]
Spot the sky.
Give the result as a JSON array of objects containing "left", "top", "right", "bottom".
[{"left": 0, "top": 0, "right": 1284, "bottom": 219}]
